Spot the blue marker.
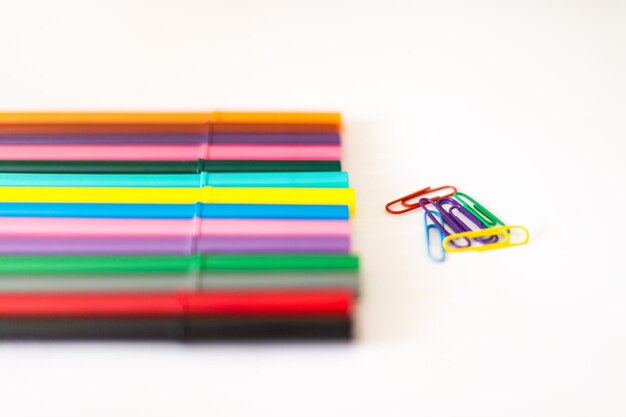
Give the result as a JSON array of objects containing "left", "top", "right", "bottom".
[{"left": 0, "top": 202, "right": 349, "bottom": 220}]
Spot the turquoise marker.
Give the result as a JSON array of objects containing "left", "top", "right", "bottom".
[{"left": 0, "top": 171, "right": 349, "bottom": 188}]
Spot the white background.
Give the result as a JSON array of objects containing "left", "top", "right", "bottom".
[{"left": 1, "top": 0, "right": 625, "bottom": 416}]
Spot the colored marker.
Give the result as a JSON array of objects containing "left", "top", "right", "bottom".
[
  {"left": 0, "top": 144, "right": 341, "bottom": 161},
  {"left": 0, "top": 172, "right": 349, "bottom": 188},
  {"left": 0, "top": 133, "right": 340, "bottom": 145},
  {"left": 0, "top": 112, "right": 341, "bottom": 133},
  {"left": 0, "top": 186, "right": 357, "bottom": 213},
  {"left": 0, "top": 290, "right": 353, "bottom": 317},
  {"left": 0, "top": 160, "right": 342, "bottom": 173},
  {"left": 0, "top": 203, "right": 349, "bottom": 219},
  {"left": 0, "top": 317, "right": 352, "bottom": 341},
  {"left": 0, "top": 218, "right": 349, "bottom": 237},
  {"left": 0, "top": 272, "right": 359, "bottom": 292},
  {"left": 0, "top": 254, "right": 360, "bottom": 275},
  {"left": 0, "top": 236, "right": 350, "bottom": 255}
]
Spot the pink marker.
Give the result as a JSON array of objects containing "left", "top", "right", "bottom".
[
  {"left": 0, "top": 218, "right": 350, "bottom": 237},
  {"left": 0, "top": 144, "right": 341, "bottom": 161}
]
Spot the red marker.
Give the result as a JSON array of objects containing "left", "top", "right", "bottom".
[{"left": 0, "top": 290, "right": 353, "bottom": 317}]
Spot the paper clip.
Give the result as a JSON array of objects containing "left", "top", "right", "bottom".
[
  {"left": 424, "top": 211, "right": 445, "bottom": 262},
  {"left": 453, "top": 192, "right": 504, "bottom": 228},
  {"left": 443, "top": 225, "right": 529, "bottom": 252},
  {"left": 385, "top": 185, "right": 457, "bottom": 214},
  {"left": 437, "top": 197, "right": 498, "bottom": 244},
  {"left": 418, "top": 198, "right": 471, "bottom": 248}
]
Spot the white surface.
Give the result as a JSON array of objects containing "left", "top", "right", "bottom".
[{"left": 1, "top": 0, "right": 625, "bottom": 415}]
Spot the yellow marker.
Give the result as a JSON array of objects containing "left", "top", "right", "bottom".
[
  {"left": 0, "top": 187, "right": 356, "bottom": 213},
  {"left": 443, "top": 225, "right": 529, "bottom": 252}
]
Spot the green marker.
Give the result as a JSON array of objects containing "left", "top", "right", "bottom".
[{"left": 0, "top": 160, "right": 341, "bottom": 174}]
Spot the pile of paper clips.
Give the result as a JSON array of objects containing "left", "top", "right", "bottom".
[{"left": 386, "top": 185, "right": 529, "bottom": 262}]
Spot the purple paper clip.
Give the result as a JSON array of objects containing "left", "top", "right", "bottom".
[
  {"left": 418, "top": 198, "right": 471, "bottom": 248},
  {"left": 437, "top": 197, "right": 499, "bottom": 244}
]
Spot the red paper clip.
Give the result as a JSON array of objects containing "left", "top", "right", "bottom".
[{"left": 385, "top": 185, "right": 457, "bottom": 214}]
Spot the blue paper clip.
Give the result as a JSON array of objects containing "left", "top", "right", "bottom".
[{"left": 424, "top": 211, "right": 446, "bottom": 262}]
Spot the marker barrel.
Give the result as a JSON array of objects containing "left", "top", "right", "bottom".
[
  {"left": 0, "top": 172, "right": 349, "bottom": 188},
  {"left": 0, "top": 254, "right": 360, "bottom": 275},
  {"left": 0, "top": 203, "right": 349, "bottom": 219},
  {"left": 0, "top": 160, "right": 342, "bottom": 173},
  {"left": 0, "top": 144, "right": 342, "bottom": 161},
  {"left": 0, "top": 317, "right": 353, "bottom": 340},
  {"left": 0, "top": 272, "right": 359, "bottom": 292},
  {"left": 0, "top": 132, "right": 341, "bottom": 145}
]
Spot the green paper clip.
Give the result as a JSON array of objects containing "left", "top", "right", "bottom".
[{"left": 453, "top": 192, "right": 504, "bottom": 228}]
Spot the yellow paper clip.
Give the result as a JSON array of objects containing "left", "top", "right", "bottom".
[{"left": 442, "top": 225, "right": 529, "bottom": 253}]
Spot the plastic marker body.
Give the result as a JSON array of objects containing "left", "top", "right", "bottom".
[
  {"left": 0, "top": 316, "right": 353, "bottom": 340},
  {"left": 0, "top": 186, "right": 357, "bottom": 213},
  {"left": 0, "top": 144, "right": 342, "bottom": 161},
  {"left": 0, "top": 236, "right": 351, "bottom": 255},
  {"left": 0, "top": 160, "right": 342, "bottom": 174},
  {"left": 0, "top": 172, "right": 349, "bottom": 188},
  {"left": 0, "top": 203, "right": 350, "bottom": 219},
  {"left": 0, "top": 254, "right": 360, "bottom": 275},
  {"left": 0, "top": 290, "right": 353, "bottom": 317},
  {"left": 0, "top": 254, "right": 360, "bottom": 293},
  {"left": 0, "top": 133, "right": 341, "bottom": 145},
  {"left": 0, "top": 218, "right": 352, "bottom": 236},
  {"left": 0, "top": 112, "right": 341, "bottom": 130},
  {"left": 0, "top": 272, "right": 359, "bottom": 292}
]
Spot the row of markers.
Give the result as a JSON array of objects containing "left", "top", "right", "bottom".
[
  {"left": 386, "top": 185, "right": 529, "bottom": 262},
  {"left": 0, "top": 112, "right": 358, "bottom": 341}
]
